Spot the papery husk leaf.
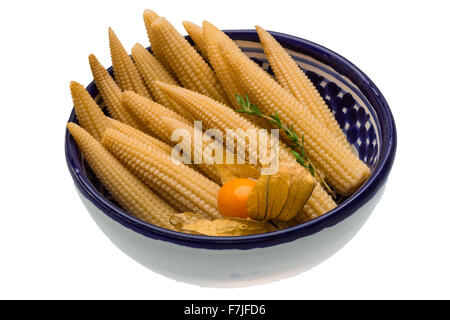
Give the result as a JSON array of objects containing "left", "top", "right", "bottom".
[
  {"left": 215, "top": 164, "right": 260, "bottom": 185},
  {"left": 266, "top": 166, "right": 291, "bottom": 220},
  {"left": 247, "top": 174, "right": 269, "bottom": 221},
  {"left": 214, "top": 150, "right": 260, "bottom": 185},
  {"left": 170, "top": 212, "right": 275, "bottom": 236},
  {"left": 278, "top": 163, "right": 315, "bottom": 220},
  {"left": 169, "top": 212, "right": 206, "bottom": 231},
  {"left": 247, "top": 162, "right": 315, "bottom": 221}
]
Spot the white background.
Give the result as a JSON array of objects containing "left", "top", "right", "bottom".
[{"left": 1, "top": 0, "right": 449, "bottom": 299}]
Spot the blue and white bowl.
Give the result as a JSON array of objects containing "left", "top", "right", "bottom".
[{"left": 65, "top": 30, "right": 396, "bottom": 287}]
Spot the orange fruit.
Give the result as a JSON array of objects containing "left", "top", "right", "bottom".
[{"left": 217, "top": 178, "right": 256, "bottom": 218}]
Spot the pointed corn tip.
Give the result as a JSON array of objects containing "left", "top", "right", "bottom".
[
  {"left": 69, "top": 81, "right": 83, "bottom": 92},
  {"left": 202, "top": 21, "right": 214, "bottom": 33},
  {"left": 182, "top": 20, "right": 197, "bottom": 28},
  {"left": 69, "top": 81, "right": 92, "bottom": 101},
  {"left": 143, "top": 10, "right": 160, "bottom": 31},
  {"left": 121, "top": 90, "right": 135, "bottom": 99},
  {"left": 108, "top": 28, "right": 118, "bottom": 45},
  {"left": 255, "top": 26, "right": 265, "bottom": 39},
  {"left": 108, "top": 27, "right": 118, "bottom": 41},
  {"left": 88, "top": 54, "right": 104, "bottom": 72},
  {"left": 202, "top": 21, "right": 224, "bottom": 38},
  {"left": 143, "top": 9, "right": 158, "bottom": 16},
  {"left": 202, "top": 20, "right": 213, "bottom": 27},
  {"left": 159, "top": 116, "right": 185, "bottom": 133},
  {"left": 131, "top": 42, "right": 144, "bottom": 53},
  {"left": 150, "top": 16, "right": 166, "bottom": 28},
  {"left": 67, "top": 122, "right": 77, "bottom": 132},
  {"left": 255, "top": 25, "right": 270, "bottom": 40},
  {"left": 88, "top": 53, "right": 100, "bottom": 66},
  {"left": 121, "top": 90, "right": 148, "bottom": 106},
  {"left": 154, "top": 80, "right": 174, "bottom": 91},
  {"left": 67, "top": 122, "right": 87, "bottom": 139}
]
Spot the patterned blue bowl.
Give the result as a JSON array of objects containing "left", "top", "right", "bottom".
[{"left": 65, "top": 30, "right": 396, "bottom": 286}]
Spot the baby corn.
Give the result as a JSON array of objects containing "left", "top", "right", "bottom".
[
  {"left": 107, "top": 121, "right": 193, "bottom": 212},
  {"left": 88, "top": 54, "right": 145, "bottom": 131},
  {"left": 143, "top": 9, "right": 160, "bottom": 33},
  {"left": 146, "top": 17, "right": 229, "bottom": 104},
  {"left": 70, "top": 81, "right": 109, "bottom": 141},
  {"left": 110, "top": 115, "right": 210, "bottom": 188},
  {"left": 69, "top": 81, "right": 173, "bottom": 156},
  {"left": 157, "top": 82, "right": 337, "bottom": 218},
  {"left": 202, "top": 21, "right": 241, "bottom": 109},
  {"left": 109, "top": 118, "right": 193, "bottom": 212},
  {"left": 183, "top": 21, "right": 208, "bottom": 60},
  {"left": 102, "top": 128, "right": 221, "bottom": 219},
  {"left": 131, "top": 43, "right": 194, "bottom": 121},
  {"left": 256, "top": 26, "right": 353, "bottom": 153},
  {"left": 67, "top": 123, "right": 176, "bottom": 229},
  {"left": 220, "top": 40, "right": 370, "bottom": 195},
  {"left": 121, "top": 90, "right": 191, "bottom": 143},
  {"left": 108, "top": 28, "right": 151, "bottom": 99},
  {"left": 202, "top": 21, "right": 268, "bottom": 129},
  {"left": 108, "top": 118, "right": 173, "bottom": 155}
]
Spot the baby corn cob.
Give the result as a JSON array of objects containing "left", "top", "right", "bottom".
[
  {"left": 157, "top": 81, "right": 260, "bottom": 161},
  {"left": 67, "top": 123, "right": 176, "bottom": 229},
  {"left": 107, "top": 121, "right": 192, "bottom": 212},
  {"left": 160, "top": 115, "right": 222, "bottom": 184},
  {"left": 157, "top": 82, "right": 337, "bottom": 218},
  {"left": 183, "top": 21, "right": 208, "bottom": 60},
  {"left": 110, "top": 115, "right": 209, "bottom": 187},
  {"left": 142, "top": 10, "right": 176, "bottom": 76},
  {"left": 131, "top": 43, "right": 194, "bottom": 121},
  {"left": 156, "top": 81, "right": 273, "bottom": 160},
  {"left": 108, "top": 118, "right": 173, "bottom": 155},
  {"left": 70, "top": 81, "right": 109, "bottom": 141},
  {"left": 202, "top": 21, "right": 241, "bottom": 109},
  {"left": 121, "top": 90, "right": 191, "bottom": 143},
  {"left": 256, "top": 26, "right": 353, "bottom": 153},
  {"left": 147, "top": 17, "right": 229, "bottom": 105},
  {"left": 88, "top": 54, "right": 146, "bottom": 131},
  {"left": 202, "top": 21, "right": 268, "bottom": 130},
  {"left": 109, "top": 117, "right": 193, "bottom": 212},
  {"left": 69, "top": 82, "right": 173, "bottom": 155},
  {"left": 102, "top": 128, "right": 221, "bottom": 219},
  {"left": 69, "top": 81, "right": 175, "bottom": 157},
  {"left": 108, "top": 28, "right": 151, "bottom": 99},
  {"left": 143, "top": 9, "right": 160, "bottom": 32},
  {"left": 220, "top": 41, "right": 370, "bottom": 195}
]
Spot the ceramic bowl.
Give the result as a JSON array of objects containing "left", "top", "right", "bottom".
[{"left": 65, "top": 30, "right": 396, "bottom": 287}]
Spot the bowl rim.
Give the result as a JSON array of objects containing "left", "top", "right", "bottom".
[{"left": 65, "top": 29, "right": 397, "bottom": 250}]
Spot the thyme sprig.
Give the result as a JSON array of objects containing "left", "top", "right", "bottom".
[{"left": 236, "top": 94, "right": 334, "bottom": 196}]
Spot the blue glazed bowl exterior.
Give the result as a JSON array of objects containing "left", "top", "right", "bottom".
[{"left": 65, "top": 30, "right": 396, "bottom": 286}]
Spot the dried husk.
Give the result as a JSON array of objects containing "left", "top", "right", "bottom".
[
  {"left": 215, "top": 163, "right": 260, "bottom": 185},
  {"left": 170, "top": 212, "right": 275, "bottom": 236},
  {"left": 247, "top": 162, "right": 315, "bottom": 221},
  {"left": 213, "top": 149, "right": 260, "bottom": 185}
]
